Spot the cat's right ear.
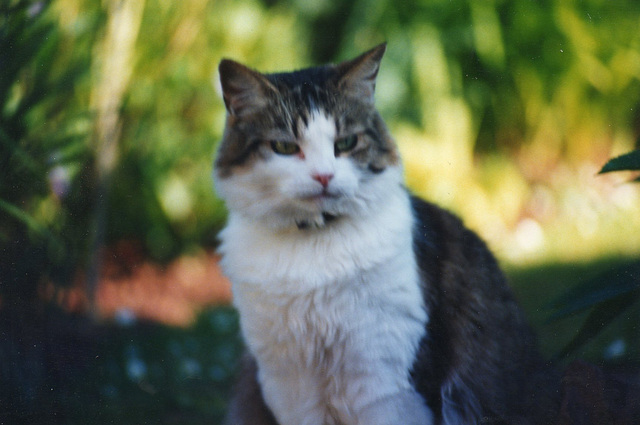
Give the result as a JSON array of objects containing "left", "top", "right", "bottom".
[{"left": 218, "top": 59, "right": 276, "bottom": 116}]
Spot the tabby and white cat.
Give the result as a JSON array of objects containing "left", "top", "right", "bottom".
[{"left": 214, "top": 44, "right": 558, "bottom": 425}]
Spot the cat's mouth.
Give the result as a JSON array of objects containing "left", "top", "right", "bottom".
[
  {"left": 300, "top": 189, "right": 339, "bottom": 202},
  {"left": 292, "top": 190, "right": 344, "bottom": 229},
  {"left": 296, "top": 212, "right": 339, "bottom": 230}
]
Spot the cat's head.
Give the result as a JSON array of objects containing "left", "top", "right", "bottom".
[{"left": 214, "top": 44, "right": 402, "bottom": 230}]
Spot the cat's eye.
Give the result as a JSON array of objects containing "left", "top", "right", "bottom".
[
  {"left": 270, "top": 140, "right": 300, "bottom": 155},
  {"left": 334, "top": 134, "right": 358, "bottom": 154}
]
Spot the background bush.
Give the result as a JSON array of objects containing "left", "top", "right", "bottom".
[{"left": 3, "top": 0, "right": 640, "bottom": 279}]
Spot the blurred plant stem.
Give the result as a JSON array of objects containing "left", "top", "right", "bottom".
[{"left": 87, "top": 0, "right": 145, "bottom": 318}]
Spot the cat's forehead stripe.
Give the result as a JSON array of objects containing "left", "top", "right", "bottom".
[{"left": 301, "top": 110, "right": 336, "bottom": 142}]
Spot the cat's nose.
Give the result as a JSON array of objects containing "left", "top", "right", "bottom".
[{"left": 312, "top": 173, "right": 334, "bottom": 188}]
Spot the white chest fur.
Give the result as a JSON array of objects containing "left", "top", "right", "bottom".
[{"left": 218, "top": 189, "right": 431, "bottom": 425}]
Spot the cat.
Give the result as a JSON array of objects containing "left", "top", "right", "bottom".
[{"left": 214, "top": 44, "right": 559, "bottom": 425}]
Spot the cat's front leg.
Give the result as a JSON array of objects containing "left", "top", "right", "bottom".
[
  {"left": 223, "top": 353, "right": 279, "bottom": 425},
  {"left": 355, "top": 389, "right": 434, "bottom": 425}
]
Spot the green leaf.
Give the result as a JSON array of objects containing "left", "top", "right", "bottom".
[
  {"left": 556, "top": 292, "right": 639, "bottom": 358},
  {"left": 0, "top": 198, "right": 47, "bottom": 236},
  {"left": 548, "top": 262, "right": 640, "bottom": 321},
  {"left": 549, "top": 261, "right": 640, "bottom": 357},
  {"left": 0, "top": 125, "right": 42, "bottom": 175},
  {"left": 599, "top": 149, "right": 640, "bottom": 174}
]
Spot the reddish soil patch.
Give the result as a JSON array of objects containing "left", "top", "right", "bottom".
[{"left": 42, "top": 240, "right": 232, "bottom": 326}]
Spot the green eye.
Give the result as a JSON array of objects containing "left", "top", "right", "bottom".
[
  {"left": 270, "top": 140, "right": 300, "bottom": 155},
  {"left": 335, "top": 134, "right": 358, "bottom": 154}
]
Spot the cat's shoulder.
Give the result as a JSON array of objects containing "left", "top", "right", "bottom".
[
  {"left": 410, "top": 195, "right": 489, "bottom": 254},
  {"left": 409, "top": 194, "right": 507, "bottom": 294}
]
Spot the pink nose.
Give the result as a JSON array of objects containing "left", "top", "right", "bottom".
[{"left": 312, "top": 173, "right": 334, "bottom": 188}]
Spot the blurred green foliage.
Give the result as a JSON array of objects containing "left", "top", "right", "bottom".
[
  {"left": 2, "top": 0, "right": 640, "bottom": 306},
  {"left": 0, "top": 0, "right": 96, "bottom": 301}
]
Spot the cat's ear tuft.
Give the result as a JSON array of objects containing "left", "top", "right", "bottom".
[
  {"left": 218, "top": 59, "right": 276, "bottom": 116},
  {"left": 336, "top": 43, "right": 387, "bottom": 103}
]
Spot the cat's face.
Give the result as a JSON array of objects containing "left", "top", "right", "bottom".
[{"left": 215, "top": 44, "right": 402, "bottom": 230}]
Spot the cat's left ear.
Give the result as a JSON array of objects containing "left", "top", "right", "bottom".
[{"left": 336, "top": 43, "right": 387, "bottom": 103}]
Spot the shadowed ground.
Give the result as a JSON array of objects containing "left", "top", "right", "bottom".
[{"left": 1, "top": 246, "right": 638, "bottom": 424}]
